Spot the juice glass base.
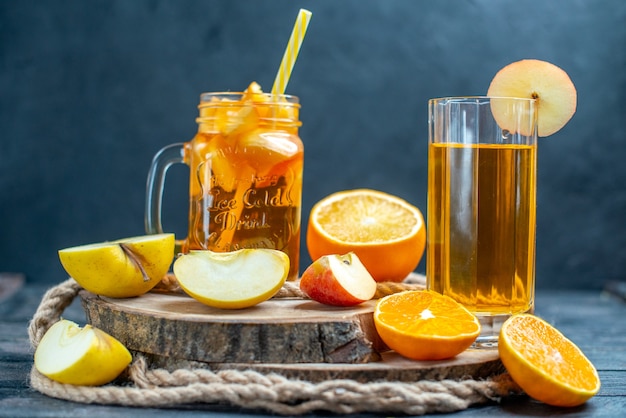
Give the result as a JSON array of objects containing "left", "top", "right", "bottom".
[
  {"left": 472, "top": 314, "right": 509, "bottom": 349},
  {"left": 472, "top": 306, "right": 534, "bottom": 349}
]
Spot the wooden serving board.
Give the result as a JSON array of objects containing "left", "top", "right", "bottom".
[{"left": 80, "top": 290, "right": 504, "bottom": 383}]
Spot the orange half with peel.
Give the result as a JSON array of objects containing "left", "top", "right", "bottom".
[
  {"left": 499, "top": 314, "right": 600, "bottom": 407},
  {"left": 374, "top": 290, "right": 480, "bottom": 360},
  {"left": 307, "top": 189, "right": 425, "bottom": 283}
]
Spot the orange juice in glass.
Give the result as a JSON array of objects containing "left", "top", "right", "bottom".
[
  {"left": 146, "top": 83, "right": 303, "bottom": 281},
  {"left": 427, "top": 97, "right": 538, "bottom": 347}
]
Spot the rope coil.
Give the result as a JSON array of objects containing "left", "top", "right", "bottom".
[{"left": 27, "top": 277, "right": 521, "bottom": 415}]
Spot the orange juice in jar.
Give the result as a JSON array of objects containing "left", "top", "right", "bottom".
[{"left": 146, "top": 83, "right": 303, "bottom": 280}]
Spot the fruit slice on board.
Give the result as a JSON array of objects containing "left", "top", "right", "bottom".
[
  {"left": 487, "top": 59, "right": 577, "bottom": 137},
  {"left": 34, "top": 319, "right": 132, "bottom": 386},
  {"left": 499, "top": 314, "right": 601, "bottom": 407},
  {"left": 173, "top": 249, "right": 289, "bottom": 309},
  {"left": 307, "top": 189, "right": 425, "bottom": 283},
  {"left": 58, "top": 233, "right": 175, "bottom": 298},
  {"left": 300, "top": 252, "right": 377, "bottom": 307},
  {"left": 374, "top": 290, "right": 480, "bottom": 360}
]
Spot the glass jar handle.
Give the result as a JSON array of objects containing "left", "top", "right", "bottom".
[{"left": 145, "top": 143, "right": 185, "bottom": 235}]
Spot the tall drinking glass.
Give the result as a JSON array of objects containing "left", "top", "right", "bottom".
[{"left": 427, "top": 97, "right": 538, "bottom": 347}]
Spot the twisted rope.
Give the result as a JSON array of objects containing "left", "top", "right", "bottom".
[
  {"left": 28, "top": 277, "right": 521, "bottom": 415},
  {"left": 28, "top": 277, "right": 82, "bottom": 347}
]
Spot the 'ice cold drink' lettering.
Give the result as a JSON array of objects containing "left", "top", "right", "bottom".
[{"left": 209, "top": 187, "right": 293, "bottom": 229}]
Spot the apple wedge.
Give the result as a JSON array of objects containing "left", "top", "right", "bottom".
[
  {"left": 173, "top": 249, "right": 289, "bottom": 309},
  {"left": 58, "top": 233, "right": 175, "bottom": 298},
  {"left": 300, "top": 253, "right": 377, "bottom": 307},
  {"left": 34, "top": 319, "right": 132, "bottom": 386},
  {"left": 487, "top": 59, "right": 577, "bottom": 137}
]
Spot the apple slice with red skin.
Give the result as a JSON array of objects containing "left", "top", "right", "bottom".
[{"left": 300, "top": 253, "right": 377, "bottom": 307}]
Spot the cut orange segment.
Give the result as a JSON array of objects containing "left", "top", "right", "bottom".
[
  {"left": 374, "top": 290, "right": 480, "bottom": 360},
  {"left": 306, "top": 189, "right": 425, "bottom": 282},
  {"left": 499, "top": 314, "right": 600, "bottom": 407}
]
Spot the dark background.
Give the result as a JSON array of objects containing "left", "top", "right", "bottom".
[{"left": 1, "top": 0, "right": 625, "bottom": 290}]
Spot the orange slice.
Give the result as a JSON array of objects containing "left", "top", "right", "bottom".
[
  {"left": 374, "top": 290, "right": 480, "bottom": 360},
  {"left": 306, "top": 189, "right": 425, "bottom": 283},
  {"left": 499, "top": 314, "right": 600, "bottom": 407}
]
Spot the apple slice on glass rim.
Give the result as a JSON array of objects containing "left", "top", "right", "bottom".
[{"left": 487, "top": 59, "right": 577, "bottom": 137}]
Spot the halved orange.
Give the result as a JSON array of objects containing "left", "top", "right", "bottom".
[
  {"left": 374, "top": 290, "right": 480, "bottom": 360},
  {"left": 306, "top": 189, "right": 425, "bottom": 282},
  {"left": 499, "top": 314, "right": 600, "bottom": 407}
]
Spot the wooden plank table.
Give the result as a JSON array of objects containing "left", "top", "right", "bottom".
[{"left": 1, "top": 277, "right": 625, "bottom": 417}]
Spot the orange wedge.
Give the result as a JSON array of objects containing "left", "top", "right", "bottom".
[
  {"left": 374, "top": 290, "right": 480, "bottom": 360},
  {"left": 306, "top": 189, "right": 425, "bottom": 282},
  {"left": 499, "top": 314, "right": 600, "bottom": 407}
]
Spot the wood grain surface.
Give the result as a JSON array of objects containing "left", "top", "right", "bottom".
[{"left": 81, "top": 290, "right": 505, "bottom": 382}]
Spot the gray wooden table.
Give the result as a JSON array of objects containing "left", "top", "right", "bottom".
[{"left": 1, "top": 275, "right": 625, "bottom": 417}]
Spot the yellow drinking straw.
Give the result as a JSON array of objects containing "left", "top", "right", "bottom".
[{"left": 271, "top": 8, "right": 312, "bottom": 95}]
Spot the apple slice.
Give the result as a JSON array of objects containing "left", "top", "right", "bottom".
[
  {"left": 487, "top": 59, "right": 577, "bottom": 137},
  {"left": 173, "top": 249, "right": 289, "bottom": 309},
  {"left": 236, "top": 129, "right": 300, "bottom": 174},
  {"left": 300, "top": 253, "right": 377, "bottom": 307},
  {"left": 58, "top": 233, "right": 175, "bottom": 298},
  {"left": 34, "top": 319, "right": 132, "bottom": 386}
]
